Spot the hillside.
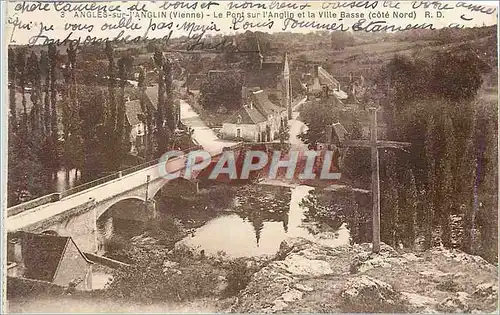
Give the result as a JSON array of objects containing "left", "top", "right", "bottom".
[{"left": 283, "top": 27, "right": 498, "bottom": 81}]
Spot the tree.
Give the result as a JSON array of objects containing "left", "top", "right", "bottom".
[
  {"left": 423, "top": 112, "right": 437, "bottom": 250},
  {"left": 41, "top": 50, "right": 51, "bottom": 135},
  {"left": 8, "top": 48, "right": 17, "bottom": 133},
  {"left": 163, "top": 58, "right": 176, "bottom": 131},
  {"left": 199, "top": 70, "right": 243, "bottom": 110},
  {"left": 460, "top": 117, "right": 477, "bottom": 253},
  {"left": 105, "top": 42, "right": 117, "bottom": 130},
  {"left": 398, "top": 165, "right": 418, "bottom": 249},
  {"left": 154, "top": 48, "right": 168, "bottom": 155},
  {"left": 138, "top": 66, "right": 152, "bottom": 159},
  {"left": 438, "top": 111, "right": 456, "bottom": 247},
  {"left": 475, "top": 106, "right": 498, "bottom": 262},
  {"left": 48, "top": 44, "right": 58, "bottom": 137},
  {"left": 377, "top": 53, "right": 486, "bottom": 254},
  {"left": 341, "top": 116, "right": 371, "bottom": 189},
  {"left": 61, "top": 43, "right": 83, "bottom": 176},
  {"left": 105, "top": 42, "right": 120, "bottom": 170},
  {"left": 7, "top": 133, "right": 45, "bottom": 206},
  {"left": 380, "top": 152, "right": 400, "bottom": 248},
  {"left": 431, "top": 52, "right": 483, "bottom": 101},
  {"left": 16, "top": 48, "right": 27, "bottom": 133},
  {"left": 331, "top": 31, "right": 355, "bottom": 50},
  {"left": 79, "top": 87, "right": 107, "bottom": 180},
  {"left": 117, "top": 54, "right": 133, "bottom": 159},
  {"left": 297, "top": 99, "right": 339, "bottom": 149},
  {"left": 26, "top": 51, "right": 42, "bottom": 135}
]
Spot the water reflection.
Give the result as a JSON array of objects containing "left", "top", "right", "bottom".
[
  {"left": 180, "top": 185, "right": 351, "bottom": 257},
  {"left": 48, "top": 168, "right": 81, "bottom": 192}
]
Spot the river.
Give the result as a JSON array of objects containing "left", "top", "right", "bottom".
[
  {"left": 178, "top": 184, "right": 350, "bottom": 258},
  {"left": 47, "top": 168, "right": 81, "bottom": 193}
]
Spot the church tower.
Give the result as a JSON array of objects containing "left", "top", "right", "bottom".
[
  {"left": 283, "top": 52, "right": 292, "bottom": 119},
  {"left": 256, "top": 36, "right": 264, "bottom": 70}
]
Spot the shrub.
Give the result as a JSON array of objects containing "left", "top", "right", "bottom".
[
  {"left": 222, "top": 259, "right": 260, "bottom": 297},
  {"left": 106, "top": 250, "right": 220, "bottom": 302}
]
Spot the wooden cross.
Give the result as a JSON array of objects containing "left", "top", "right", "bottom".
[{"left": 339, "top": 107, "right": 411, "bottom": 253}]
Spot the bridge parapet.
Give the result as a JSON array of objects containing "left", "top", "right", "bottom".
[
  {"left": 6, "top": 145, "right": 203, "bottom": 218},
  {"left": 7, "top": 193, "right": 62, "bottom": 217}
]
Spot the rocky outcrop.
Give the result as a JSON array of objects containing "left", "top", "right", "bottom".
[
  {"left": 231, "top": 237, "right": 498, "bottom": 313},
  {"left": 340, "top": 275, "right": 410, "bottom": 313}
]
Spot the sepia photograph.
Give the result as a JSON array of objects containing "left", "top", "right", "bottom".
[{"left": 2, "top": 1, "right": 499, "bottom": 313}]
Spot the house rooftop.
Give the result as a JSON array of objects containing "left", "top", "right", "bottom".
[
  {"left": 224, "top": 105, "right": 267, "bottom": 125},
  {"left": 318, "top": 66, "right": 339, "bottom": 86},
  {"left": 15, "top": 231, "right": 92, "bottom": 283},
  {"left": 251, "top": 90, "right": 284, "bottom": 116}
]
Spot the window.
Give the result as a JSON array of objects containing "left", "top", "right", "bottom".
[{"left": 237, "top": 128, "right": 241, "bottom": 138}]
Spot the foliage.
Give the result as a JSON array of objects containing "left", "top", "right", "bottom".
[
  {"left": 298, "top": 99, "right": 339, "bottom": 148},
  {"left": 331, "top": 31, "right": 355, "bottom": 51},
  {"left": 222, "top": 259, "right": 260, "bottom": 297},
  {"left": 199, "top": 70, "right": 243, "bottom": 110},
  {"left": 106, "top": 248, "right": 220, "bottom": 302},
  {"left": 7, "top": 133, "right": 46, "bottom": 206},
  {"left": 341, "top": 116, "right": 371, "bottom": 189},
  {"left": 377, "top": 52, "right": 496, "bottom": 258},
  {"left": 78, "top": 86, "right": 107, "bottom": 180}
]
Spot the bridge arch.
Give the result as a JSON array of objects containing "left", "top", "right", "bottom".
[
  {"left": 150, "top": 177, "right": 198, "bottom": 200},
  {"left": 97, "top": 196, "right": 147, "bottom": 221}
]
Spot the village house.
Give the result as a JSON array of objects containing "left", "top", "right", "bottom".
[
  {"left": 337, "top": 73, "right": 366, "bottom": 104},
  {"left": 220, "top": 47, "right": 292, "bottom": 142},
  {"left": 124, "top": 83, "right": 185, "bottom": 155},
  {"left": 304, "top": 65, "right": 348, "bottom": 102},
  {"left": 125, "top": 99, "right": 146, "bottom": 156},
  {"left": 243, "top": 39, "right": 292, "bottom": 112},
  {"left": 7, "top": 231, "right": 93, "bottom": 290},
  {"left": 221, "top": 89, "right": 288, "bottom": 142},
  {"left": 316, "top": 108, "right": 388, "bottom": 151}
]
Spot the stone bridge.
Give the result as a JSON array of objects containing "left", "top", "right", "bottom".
[{"left": 6, "top": 144, "right": 244, "bottom": 254}]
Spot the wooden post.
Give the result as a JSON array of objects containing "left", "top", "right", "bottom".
[
  {"left": 370, "top": 108, "right": 381, "bottom": 253},
  {"left": 338, "top": 107, "right": 411, "bottom": 254}
]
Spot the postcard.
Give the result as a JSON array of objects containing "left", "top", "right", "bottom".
[{"left": 3, "top": 1, "right": 498, "bottom": 313}]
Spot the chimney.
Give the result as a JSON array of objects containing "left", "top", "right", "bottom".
[
  {"left": 322, "top": 86, "right": 329, "bottom": 99},
  {"left": 314, "top": 65, "right": 319, "bottom": 77},
  {"left": 7, "top": 236, "right": 23, "bottom": 264}
]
